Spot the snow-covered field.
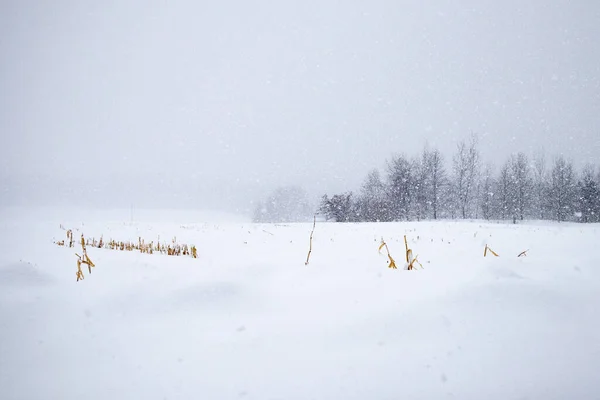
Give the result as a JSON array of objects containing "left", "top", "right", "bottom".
[{"left": 1, "top": 207, "right": 599, "bottom": 400}]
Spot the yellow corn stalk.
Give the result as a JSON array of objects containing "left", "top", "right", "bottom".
[
  {"left": 305, "top": 215, "right": 316, "bottom": 265},
  {"left": 405, "top": 251, "right": 424, "bottom": 270},
  {"left": 76, "top": 257, "right": 85, "bottom": 282},
  {"left": 77, "top": 234, "right": 96, "bottom": 275},
  {"left": 59, "top": 228, "right": 199, "bottom": 260},
  {"left": 84, "top": 253, "right": 95, "bottom": 273},
  {"left": 379, "top": 239, "right": 397, "bottom": 269},
  {"left": 75, "top": 252, "right": 94, "bottom": 280},
  {"left": 403, "top": 235, "right": 423, "bottom": 270},
  {"left": 484, "top": 244, "right": 499, "bottom": 257},
  {"left": 408, "top": 254, "right": 423, "bottom": 270}
]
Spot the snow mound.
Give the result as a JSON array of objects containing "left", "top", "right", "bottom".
[{"left": 0, "top": 262, "right": 54, "bottom": 286}]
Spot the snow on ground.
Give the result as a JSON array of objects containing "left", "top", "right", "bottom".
[{"left": 1, "top": 207, "right": 599, "bottom": 400}]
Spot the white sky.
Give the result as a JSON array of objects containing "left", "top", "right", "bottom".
[{"left": 1, "top": 1, "right": 599, "bottom": 212}]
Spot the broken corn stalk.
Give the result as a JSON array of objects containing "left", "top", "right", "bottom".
[
  {"left": 76, "top": 257, "right": 85, "bottom": 282},
  {"left": 410, "top": 255, "right": 423, "bottom": 270},
  {"left": 305, "top": 215, "right": 316, "bottom": 265},
  {"left": 484, "top": 244, "right": 499, "bottom": 257},
  {"left": 403, "top": 235, "right": 423, "bottom": 270},
  {"left": 379, "top": 239, "right": 397, "bottom": 269},
  {"left": 74, "top": 234, "right": 96, "bottom": 281},
  {"left": 517, "top": 250, "right": 528, "bottom": 257}
]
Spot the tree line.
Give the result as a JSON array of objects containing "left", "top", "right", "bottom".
[{"left": 319, "top": 136, "right": 600, "bottom": 223}]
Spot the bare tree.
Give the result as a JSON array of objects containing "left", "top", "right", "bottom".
[
  {"left": 452, "top": 135, "right": 480, "bottom": 219},
  {"left": 549, "top": 156, "right": 577, "bottom": 222},
  {"left": 420, "top": 146, "right": 447, "bottom": 220},
  {"left": 412, "top": 154, "right": 428, "bottom": 221},
  {"left": 480, "top": 163, "right": 495, "bottom": 220},
  {"left": 387, "top": 154, "right": 413, "bottom": 221},
  {"left": 319, "top": 192, "right": 356, "bottom": 222},
  {"left": 496, "top": 161, "right": 512, "bottom": 220},
  {"left": 253, "top": 186, "right": 312, "bottom": 223},
  {"left": 578, "top": 164, "right": 600, "bottom": 223},
  {"left": 532, "top": 150, "right": 548, "bottom": 219},
  {"left": 509, "top": 152, "right": 532, "bottom": 221},
  {"left": 359, "top": 169, "right": 389, "bottom": 222}
]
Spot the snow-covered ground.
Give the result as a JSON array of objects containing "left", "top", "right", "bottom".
[{"left": 1, "top": 207, "right": 599, "bottom": 400}]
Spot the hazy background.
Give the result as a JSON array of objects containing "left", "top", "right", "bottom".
[{"left": 1, "top": 0, "right": 599, "bottom": 214}]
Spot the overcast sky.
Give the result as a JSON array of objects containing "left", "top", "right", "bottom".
[{"left": 1, "top": 1, "right": 599, "bottom": 212}]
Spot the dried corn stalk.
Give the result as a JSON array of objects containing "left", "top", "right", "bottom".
[
  {"left": 403, "top": 235, "right": 423, "bottom": 270},
  {"left": 59, "top": 228, "right": 199, "bottom": 260},
  {"left": 378, "top": 239, "right": 397, "bottom": 269},
  {"left": 305, "top": 215, "right": 316, "bottom": 265},
  {"left": 67, "top": 230, "right": 74, "bottom": 248},
  {"left": 76, "top": 257, "right": 85, "bottom": 282},
  {"left": 484, "top": 244, "right": 499, "bottom": 257},
  {"left": 407, "top": 253, "right": 424, "bottom": 270},
  {"left": 517, "top": 250, "right": 528, "bottom": 257},
  {"left": 76, "top": 234, "right": 96, "bottom": 276}
]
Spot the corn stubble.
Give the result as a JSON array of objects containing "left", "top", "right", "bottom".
[
  {"left": 56, "top": 227, "right": 198, "bottom": 282},
  {"left": 56, "top": 224, "right": 532, "bottom": 283}
]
